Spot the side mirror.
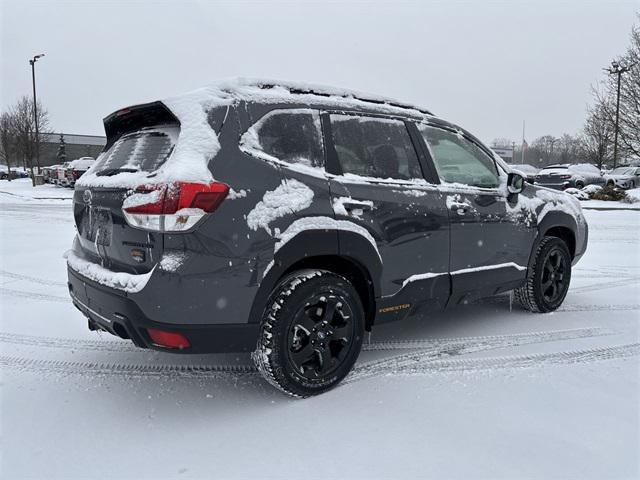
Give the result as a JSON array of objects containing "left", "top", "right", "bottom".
[{"left": 507, "top": 172, "right": 525, "bottom": 194}]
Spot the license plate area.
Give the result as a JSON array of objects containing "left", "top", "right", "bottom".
[{"left": 80, "top": 207, "right": 113, "bottom": 246}]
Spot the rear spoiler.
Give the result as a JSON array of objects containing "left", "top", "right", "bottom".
[{"left": 103, "top": 101, "right": 179, "bottom": 150}]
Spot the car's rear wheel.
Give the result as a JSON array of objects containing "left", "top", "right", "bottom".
[
  {"left": 575, "top": 181, "right": 584, "bottom": 189},
  {"left": 514, "top": 236, "right": 572, "bottom": 313},
  {"left": 253, "top": 269, "right": 365, "bottom": 397}
]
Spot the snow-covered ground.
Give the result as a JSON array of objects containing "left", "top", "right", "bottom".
[{"left": 1, "top": 178, "right": 638, "bottom": 479}]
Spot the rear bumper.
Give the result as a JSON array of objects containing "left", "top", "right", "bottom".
[
  {"left": 67, "top": 267, "right": 259, "bottom": 353},
  {"left": 535, "top": 181, "right": 570, "bottom": 190}
]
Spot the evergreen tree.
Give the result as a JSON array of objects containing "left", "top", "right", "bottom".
[{"left": 56, "top": 133, "right": 67, "bottom": 163}]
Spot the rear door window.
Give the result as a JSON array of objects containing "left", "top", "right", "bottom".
[
  {"left": 92, "top": 126, "right": 178, "bottom": 175},
  {"left": 329, "top": 114, "right": 424, "bottom": 181},
  {"left": 240, "top": 109, "right": 324, "bottom": 169}
]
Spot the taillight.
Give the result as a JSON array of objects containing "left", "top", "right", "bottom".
[
  {"left": 122, "top": 181, "right": 229, "bottom": 232},
  {"left": 72, "top": 169, "right": 79, "bottom": 179},
  {"left": 559, "top": 174, "right": 571, "bottom": 179},
  {"left": 146, "top": 328, "right": 190, "bottom": 349}
]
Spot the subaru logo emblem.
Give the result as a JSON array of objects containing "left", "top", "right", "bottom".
[{"left": 83, "top": 190, "right": 92, "bottom": 205}]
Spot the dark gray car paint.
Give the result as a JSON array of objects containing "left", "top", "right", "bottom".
[{"left": 68, "top": 97, "right": 588, "bottom": 352}]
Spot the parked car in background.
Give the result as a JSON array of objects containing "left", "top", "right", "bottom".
[
  {"left": 0, "top": 166, "right": 29, "bottom": 180},
  {"left": 42, "top": 165, "right": 59, "bottom": 183},
  {"left": 56, "top": 162, "right": 70, "bottom": 186},
  {"left": 605, "top": 166, "right": 640, "bottom": 189},
  {"left": 66, "top": 78, "right": 588, "bottom": 397},
  {"left": 507, "top": 164, "right": 539, "bottom": 183},
  {"left": 65, "top": 157, "right": 95, "bottom": 187},
  {"left": 535, "top": 163, "right": 605, "bottom": 190}
]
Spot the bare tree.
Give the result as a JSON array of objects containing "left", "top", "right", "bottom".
[
  {"left": 583, "top": 95, "right": 614, "bottom": 169},
  {"left": 9, "top": 96, "right": 50, "bottom": 185},
  {"left": 594, "top": 18, "right": 640, "bottom": 161},
  {"left": 0, "top": 112, "right": 15, "bottom": 180}
]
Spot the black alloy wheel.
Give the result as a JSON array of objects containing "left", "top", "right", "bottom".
[
  {"left": 540, "top": 247, "right": 569, "bottom": 304},
  {"left": 287, "top": 293, "right": 355, "bottom": 379},
  {"left": 514, "top": 236, "right": 572, "bottom": 313},
  {"left": 253, "top": 269, "right": 365, "bottom": 397}
]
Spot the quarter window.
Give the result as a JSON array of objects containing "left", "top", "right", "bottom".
[
  {"left": 240, "top": 109, "right": 324, "bottom": 168},
  {"left": 329, "top": 115, "right": 424, "bottom": 181},
  {"left": 418, "top": 124, "right": 500, "bottom": 188}
]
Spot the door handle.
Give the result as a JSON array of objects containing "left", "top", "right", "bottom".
[
  {"left": 449, "top": 202, "right": 471, "bottom": 215},
  {"left": 343, "top": 201, "right": 373, "bottom": 212}
]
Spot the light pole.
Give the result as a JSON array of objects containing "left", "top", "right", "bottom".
[
  {"left": 605, "top": 60, "right": 634, "bottom": 168},
  {"left": 29, "top": 53, "right": 45, "bottom": 177}
]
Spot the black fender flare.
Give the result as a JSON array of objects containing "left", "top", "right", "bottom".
[
  {"left": 247, "top": 228, "right": 383, "bottom": 324},
  {"left": 529, "top": 210, "right": 578, "bottom": 268}
]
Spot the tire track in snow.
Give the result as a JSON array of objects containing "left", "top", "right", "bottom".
[
  {"left": 346, "top": 343, "right": 640, "bottom": 384},
  {"left": 0, "top": 270, "right": 66, "bottom": 287},
  {"left": 0, "top": 327, "right": 615, "bottom": 379},
  {"left": 3, "top": 342, "right": 637, "bottom": 382},
  {"left": 570, "top": 277, "right": 640, "bottom": 294},
  {"left": 348, "top": 327, "right": 615, "bottom": 382},
  {"left": 0, "top": 327, "right": 611, "bottom": 354},
  {"left": 0, "top": 356, "right": 258, "bottom": 377},
  {"left": 0, "top": 287, "right": 68, "bottom": 303}
]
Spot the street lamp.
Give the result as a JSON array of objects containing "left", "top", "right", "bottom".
[
  {"left": 605, "top": 60, "right": 635, "bottom": 168},
  {"left": 28, "top": 53, "right": 45, "bottom": 175}
]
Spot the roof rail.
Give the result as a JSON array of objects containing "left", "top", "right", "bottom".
[{"left": 243, "top": 79, "right": 433, "bottom": 116}]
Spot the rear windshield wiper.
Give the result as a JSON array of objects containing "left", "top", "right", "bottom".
[{"left": 96, "top": 167, "right": 140, "bottom": 177}]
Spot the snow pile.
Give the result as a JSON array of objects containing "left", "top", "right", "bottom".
[
  {"left": 626, "top": 187, "right": 640, "bottom": 203},
  {"left": 564, "top": 188, "right": 590, "bottom": 201},
  {"left": 66, "top": 249, "right": 153, "bottom": 293},
  {"left": 582, "top": 184, "right": 603, "bottom": 195},
  {"left": 246, "top": 179, "right": 314, "bottom": 234}
]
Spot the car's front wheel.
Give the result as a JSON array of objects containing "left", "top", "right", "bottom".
[
  {"left": 253, "top": 269, "right": 365, "bottom": 397},
  {"left": 514, "top": 237, "right": 572, "bottom": 313}
]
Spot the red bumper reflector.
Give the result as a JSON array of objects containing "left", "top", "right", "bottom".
[{"left": 146, "top": 328, "right": 191, "bottom": 349}]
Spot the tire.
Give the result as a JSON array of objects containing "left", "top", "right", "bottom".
[
  {"left": 607, "top": 180, "right": 614, "bottom": 187},
  {"left": 575, "top": 181, "right": 584, "bottom": 189},
  {"left": 514, "top": 237, "right": 572, "bottom": 313},
  {"left": 252, "top": 269, "right": 365, "bottom": 397}
]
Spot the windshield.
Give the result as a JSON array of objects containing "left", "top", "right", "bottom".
[
  {"left": 611, "top": 167, "right": 634, "bottom": 175},
  {"left": 92, "top": 126, "right": 178, "bottom": 176}
]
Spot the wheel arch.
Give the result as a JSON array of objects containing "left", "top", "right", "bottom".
[
  {"left": 533, "top": 211, "right": 578, "bottom": 266},
  {"left": 248, "top": 228, "right": 382, "bottom": 330}
]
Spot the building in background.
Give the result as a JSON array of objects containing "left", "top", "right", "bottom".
[
  {"left": 40, "top": 133, "right": 106, "bottom": 166},
  {"left": 492, "top": 146, "right": 514, "bottom": 163}
]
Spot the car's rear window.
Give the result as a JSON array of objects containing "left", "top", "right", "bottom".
[
  {"left": 92, "top": 126, "right": 178, "bottom": 176},
  {"left": 539, "top": 167, "right": 568, "bottom": 174}
]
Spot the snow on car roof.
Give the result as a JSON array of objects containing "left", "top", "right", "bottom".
[{"left": 164, "top": 77, "right": 434, "bottom": 118}]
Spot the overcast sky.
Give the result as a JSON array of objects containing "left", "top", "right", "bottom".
[{"left": 1, "top": 0, "right": 637, "bottom": 145}]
